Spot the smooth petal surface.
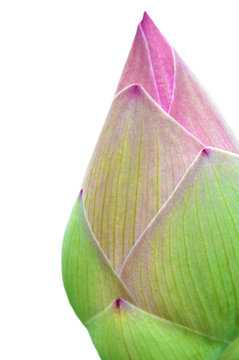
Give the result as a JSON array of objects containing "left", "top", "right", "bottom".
[
  {"left": 62, "top": 191, "right": 134, "bottom": 325},
  {"left": 87, "top": 299, "right": 226, "bottom": 360},
  {"left": 121, "top": 148, "right": 239, "bottom": 341},
  {"left": 117, "top": 12, "right": 239, "bottom": 153},
  {"left": 83, "top": 84, "right": 203, "bottom": 272}
]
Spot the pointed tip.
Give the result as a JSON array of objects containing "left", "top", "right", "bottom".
[
  {"left": 130, "top": 83, "right": 142, "bottom": 95},
  {"left": 113, "top": 298, "right": 129, "bottom": 312},
  {"left": 118, "top": 83, "right": 145, "bottom": 99},
  {"left": 201, "top": 148, "right": 211, "bottom": 158},
  {"left": 115, "top": 298, "right": 124, "bottom": 308},
  {"left": 140, "top": 11, "right": 169, "bottom": 47},
  {"left": 142, "top": 11, "right": 148, "bottom": 20},
  {"left": 141, "top": 11, "right": 151, "bottom": 23},
  {"left": 79, "top": 189, "right": 83, "bottom": 200},
  {"left": 141, "top": 11, "right": 155, "bottom": 28}
]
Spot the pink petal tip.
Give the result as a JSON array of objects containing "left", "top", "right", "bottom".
[
  {"left": 79, "top": 189, "right": 83, "bottom": 199},
  {"left": 201, "top": 148, "right": 211, "bottom": 158},
  {"left": 113, "top": 298, "right": 129, "bottom": 311}
]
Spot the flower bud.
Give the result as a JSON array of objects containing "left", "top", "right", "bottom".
[{"left": 62, "top": 12, "right": 239, "bottom": 360}]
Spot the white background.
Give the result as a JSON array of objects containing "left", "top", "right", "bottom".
[{"left": 1, "top": 0, "right": 239, "bottom": 359}]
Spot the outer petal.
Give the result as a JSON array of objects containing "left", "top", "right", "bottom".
[
  {"left": 117, "top": 12, "right": 239, "bottom": 153},
  {"left": 61, "top": 190, "right": 134, "bottom": 325},
  {"left": 87, "top": 299, "right": 226, "bottom": 360},
  {"left": 121, "top": 148, "right": 239, "bottom": 341},
  {"left": 83, "top": 84, "right": 203, "bottom": 272},
  {"left": 169, "top": 52, "right": 239, "bottom": 153}
]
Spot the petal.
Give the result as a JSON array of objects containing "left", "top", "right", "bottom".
[
  {"left": 61, "top": 190, "right": 134, "bottom": 325},
  {"left": 83, "top": 84, "right": 203, "bottom": 272},
  {"left": 117, "top": 12, "right": 239, "bottom": 153},
  {"left": 121, "top": 148, "right": 239, "bottom": 341},
  {"left": 169, "top": 52, "right": 239, "bottom": 153},
  {"left": 218, "top": 337, "right": 239, "bottom": 360},
  {"left": 116, "top": 12, "right": 174, "bottom": 112},
  {"left": 115, "top": 24, "right": 161, "bottom": 106},
  {"left": 87, "top": 299, "right": 225, "bottom": 360}
]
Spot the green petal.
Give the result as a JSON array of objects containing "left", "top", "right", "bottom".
[
  {"left": 83, "top": 84, "right": 203, "bottom": 272},
  {"left": 87, "top": 299, "right": 226, "bottom": 360},
  {"left": 121, "top": 148, "right": 239, "bottom": 341},
  {"left": 62, "top": 191, "right": 134, "bottom": 324},
  {"left": 218, "top": 337, "right": 239, "bottom": 359}
]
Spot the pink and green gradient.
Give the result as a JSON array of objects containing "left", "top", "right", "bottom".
[{"left": 62, "top": 12, "right": 239, "bottom": 360}]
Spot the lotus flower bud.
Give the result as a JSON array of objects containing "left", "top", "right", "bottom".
[{"left": 62, "top": 12, "right": 239, "bottom": 359}]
